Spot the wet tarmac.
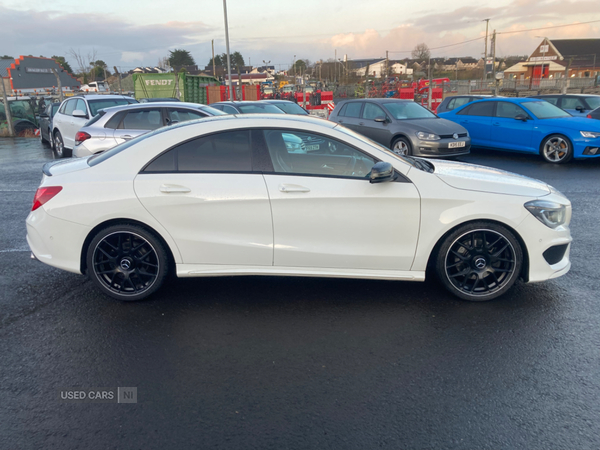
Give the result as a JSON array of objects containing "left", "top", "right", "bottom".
[{"left": 1, "top": 138, "right": 599, "bottom": 449}]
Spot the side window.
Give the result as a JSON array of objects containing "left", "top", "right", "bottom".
[
  {"left": 59, "top": 101, "right": 67, "bottom": 114},
  {"left": 64, "top": 99, "right": 77, "bottom": 116},
  {"left": 458, "top": 101, "right": 494, "bottom": 116},
  {"left": 446, "top": 98, "right": 456, "bottom": 110},
  {"left": 104, "top": 111, "right": 126, "bottom": 129},
  {"left": 541, "top": 96, "right": 559, "bottom": 106},
  {"left": 75, "top": 99, "right": 87, "bottom": 115},
  {"left": 121, "top": 109, "right": 164, "bottom": 130},
  {"left": 221, "top": 105, "right": 238, "bottom": 114},
  {"left": 210, "top": 105, "right": 224, "bottom": 111},
  {"left": 336, "top": 103, "right": 348, "bottom": 116},
  {"left": 561, "top": 97, "right": 586, "bottom": 110},
  {"left": 343, "top": 102, "right": 362, "bottom": 118},
  {"left": 263, "top": 129, "right": 376, "bottom": 179},
  {"left": 362, "top": 102, "right": 386, "bottom": 120},
  {"left": 453, "top": 97, "right": 471, "bottom": 109},
  {"left": 168, "top": 109, "right": 206, "bottom": 124},
  {"left": 496, "top": 102, "right": 528, "bottom": 118}
]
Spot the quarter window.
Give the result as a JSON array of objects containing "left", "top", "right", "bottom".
[
  {"left": 263, "top": 129, "right": 376, "bottom": 179},
  {"left": 168, "top": 109, "right": 206, "bottom": 124}
]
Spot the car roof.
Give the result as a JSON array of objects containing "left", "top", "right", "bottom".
[
  {"left": 98, "top": 101, "right": 209, "bottom": 113},
  {"left": 72, "top": 94, "right": 134, "bottom": 100},
  {"left": 262, "top": 100, "right": 295, "bottom": 103},
  {"left": 162, "top": 113, "right": 337, "bottom": 130},
  {"left": 532, "top": 93, "right": 600, "bottom": 97},
  {"left": 212, "top": 101, "right": 270, "bottom": 105}
]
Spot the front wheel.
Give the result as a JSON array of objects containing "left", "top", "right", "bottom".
[
  {"left": 86, "top": 224, "right": 170, "bottom": 301},
  {"left": 435, "top": 222, "right": 523, "bottom": 301},
  {"left": 391, "top": 137, "right": 412, "bottom": 156},
  {"left": 540, "top": 134, "right": 573, "bottom": 164}
]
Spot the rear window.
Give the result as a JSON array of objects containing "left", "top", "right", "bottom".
[
  {"left": 272, "top": 102, "right": 308, "bottom": 115},
  {"left": 83, "top": 110, "right": 106, "bottom": 127},
  {"left": 237, "top": 104, "right": 285, "bottom": 114},
  {"left": 585, "top": 97, "right": 600, "bottom": 110},
  {"left": 88, "top": 98, "right": 137, "bottom": 116}
]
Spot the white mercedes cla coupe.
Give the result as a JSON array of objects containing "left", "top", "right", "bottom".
[{"left": 26, "top": 115, "right": 572, "bottom": 302}]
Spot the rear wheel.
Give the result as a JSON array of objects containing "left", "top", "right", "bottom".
[
  {"left": 391, "top": 137, "right": 412, "bottom": 156},
  {"left": 86, "top": 224, "right": 169, "bottom": 301},
  {"left": 540, "top": 134, "right": 573, "bottom": 164},
  {"left": 53, "top": 130, "right": 72, "bottom": 157},
  {"left": 435, "top": 222, "right": 523, "bottom": 301}
]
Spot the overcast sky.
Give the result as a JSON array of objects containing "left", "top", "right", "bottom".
[{"left": 1, "top": 0, "right": 599, "bottom": 71}]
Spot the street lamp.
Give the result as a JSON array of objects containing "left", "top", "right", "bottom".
[{"left": 222, "top": 0, "right": 233, "bottom": 101}]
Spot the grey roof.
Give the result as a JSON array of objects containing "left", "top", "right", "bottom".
[
  {"left": 551, "top": 39, "right": 600, "bottom": 68},
  {"left": 0, "top": 59, "right": 13, "bottom": 77},
  {"left": 6, "top": 57, "right": 80, "bottom": 90}
]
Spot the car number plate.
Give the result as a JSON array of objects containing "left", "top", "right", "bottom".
[
  {"left": 305, "top": 144, "right": 320, "bottom": 151},
  {"left": 448, "top": 141, "right": 466, "bottom": 148}
]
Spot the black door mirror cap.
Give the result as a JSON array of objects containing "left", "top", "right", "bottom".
[
  {"left": 370, "top": 161, "right": 395, "bottom": 183},
  {"left": 515, "top": 114, "right": 528, "bottom": 121}
]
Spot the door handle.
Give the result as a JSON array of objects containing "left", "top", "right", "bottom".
[
  {"left": 279, "top": 184, "right": 310, "bottom": 193},
  {"left": 159, "top": 184, "right": 191, "bottom": 193},
  {"left": 359, "top": 122, "right": 364, "bottom": 126},
  {"left": 338, "top": 119, "right": 343, "bottom": 123},
  {"left": 492, "top": 122, "right": 500, "bottom": 126},
  {"left": 460, "top": 120, "right": 469, "bottom": 124},
  {"left": 121, "top": 135, "right": 133, "bottom": 140}
]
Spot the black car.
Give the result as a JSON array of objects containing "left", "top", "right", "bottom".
[
  {"left": 39, "top": 102, "right": 60, "bottom": 146},
  {"left": 262, "top": 100, "right": 308, "bottom": 115},
  {"left": 210, "top": 101, "right": 286, "bottom": 115},
  {"left": 529, "top": 94, "right": 600, "bottom": 116},
  {"left": 587, "top": 106, "right": 600, "bottom": 120},
  {"left": 436, "top": 95, "right": 495, "bottom": 114}
]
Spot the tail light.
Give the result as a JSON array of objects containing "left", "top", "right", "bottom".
[
  {"left": 75, "top": 131, "right": 91, "bottom": 145},
  {"left": 32, "top": 186, "right": 62, "bottom": 211},
  {"left": 587, "top": 114, "right": 592, "bottom": 119}
]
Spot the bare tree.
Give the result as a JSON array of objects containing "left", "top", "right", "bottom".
[
  {"left": 411, "top": 43, "right": 431, "bottom": 61},
  {"left": 67, "top": 48, "right": 98, "bottom": 79}
]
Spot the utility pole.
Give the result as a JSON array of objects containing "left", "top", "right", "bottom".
[
  {"left": 1, "top": 76, "right": 15, "bottom": 137},
  {"left": 211, "top": 40, "right": 216, "bottom": 77},
  {"left": 51, "top": 68, "right": 63, "bottom": 103},
  {"left": 483, "top": 18, "right": 490, "bottom": 83},
  {"left": 386, "top": 50, "right": 389, "bottom": 79},
  {"left": 562, "top": 58, "right": 573, "bottom": 94},
  {"left": 334, "top": 49, "right": 337, "bottom": 83},
  {"left": 491, "top": 29, "right": 497, "bottom": 95},
  {"left": 222, "top": 0, "right": 233, "bottom": 101},
  {"left": 427, "top": 56, "right": 432, "bottom": 110}
]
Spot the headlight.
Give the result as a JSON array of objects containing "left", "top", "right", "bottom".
[
  {"left": 580, "top": 131, "right": 600, "bottom": 138},
  {"left": 524, "top": 200, "right": 567, "bottom": 228},
  {"left": 416, "top": 131, "right": 440, "bottom": 141}
]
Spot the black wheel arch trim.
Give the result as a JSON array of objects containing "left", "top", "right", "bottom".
[{"left": 390, "top": 133, "right": 412, "bottom": 149}]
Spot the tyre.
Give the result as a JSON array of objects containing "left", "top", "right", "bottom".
[
  {"left": 53, "top": 130, "right": 72, "bottom": 157},
  {"left": 391, "top": 137, "right": 412, "bottom": 156},
  {"left": 435, "top": 221, "right": 523, "bottom": 301},
  {"left": 540, "top": 134, "right": 573, "bottom": 164},
  {"left": 86, "top": 224, "right": 169, "bottom": 301}
]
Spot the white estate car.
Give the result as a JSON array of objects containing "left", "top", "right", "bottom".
[
  {"left": 52, "top": 95, "right": 137, "bottom": 157},
  {"left": 27, "top": 115, "right": 572, "bottom": 302}
]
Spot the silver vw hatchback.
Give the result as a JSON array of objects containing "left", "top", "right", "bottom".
[{"left": 73, "top": 102, "right": 226, "bottom": 157}]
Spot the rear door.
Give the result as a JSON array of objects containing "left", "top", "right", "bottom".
[
  {"left": 455, "top": 101, "right": 494, "bottom": 146},
  {"left": 491, "top": 101, "right": 534, "bottom": 152},
  {"left": 113, "top": 108, "right": 165, "bottom": 145},
  {"left": 334, "top": 101, "right": 363, "bottom": 131},
  {"left": 134, "top": 129, "right": 273, "bottom": 266}
]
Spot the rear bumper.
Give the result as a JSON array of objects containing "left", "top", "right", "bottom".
[{"left": 26, "top": 207, "right": 90, "bottom": 274}]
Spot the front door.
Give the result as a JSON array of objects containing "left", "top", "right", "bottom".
[
  {"left": 456, "top": 101, "right": 494, "bottom": 147},
  {"left": 358, "top": 102, "right": 393, "bottom": 147},
  {"left": 491, "top": 101, "right": 534, "bottom": 152},
  {"left": 133, "top": 129, "right": 273, "bottom": 266},
  {"left": 260, "top": 128, "right": 420, "bottom": 270}
]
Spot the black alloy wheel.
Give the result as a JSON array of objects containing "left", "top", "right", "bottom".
[
  {"left": 87, "top": 225, "right": 169, "bottom": 301},
  {"left": 436, "top": 222, "right": 523, "bottom": 301}
]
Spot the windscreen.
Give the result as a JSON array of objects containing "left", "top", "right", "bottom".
[
  {"left": 383, "top": 102, "right": 436, "bottom": 119},
  {"left": 88, "top": 98, "right": 137, "bottom": 116},
  {"left": 273, "top": 102, "right": 309, "bottom": 115},
  {"left": 523, "top": 101, "right": 571, "bottom": 119}
]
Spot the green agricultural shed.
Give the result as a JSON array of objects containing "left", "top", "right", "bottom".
[{"left": 133, "top": 73, "right": 220, "bottom": 104}]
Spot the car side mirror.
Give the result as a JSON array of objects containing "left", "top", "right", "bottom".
[
  {"left": 576, "top": 105, "right": 584, "bottom": 112},
  {"left": 370, "top": 161, "right": 395, "bottom": 183},
  {"left": 374, "top": 116, "right": 387, "bottom": 123},
  {"left": 515, "top": 114, "right": 528, "bottom": 121},
  {"left": 39, "top": 113, "right": 49, "bottom": 118},
  {"left": 73, "top": 109, "right": 88, "bottom": 119}
]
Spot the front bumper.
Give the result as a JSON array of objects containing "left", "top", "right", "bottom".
[
  {"left": 516, "top": 213, "right": 572, "bottom": 283},
  {"left": 411, "top": 136, "right": 472, "bottom": 158}
]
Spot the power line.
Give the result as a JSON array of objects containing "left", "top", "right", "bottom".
[
  {"left": 388, "top": 36, "right": 485, "bottom": 54},
  {"left": 497, "top": 19, "right": 600, "bottom": 35}
]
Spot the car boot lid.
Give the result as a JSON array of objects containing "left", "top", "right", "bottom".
[
  {"left": 432, "top": 159, "right": 550, "bottom": 197},
  {"left": 42, "top": 157, "right": 91, "bottom": 177}
]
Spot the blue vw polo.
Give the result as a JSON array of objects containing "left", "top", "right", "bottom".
[{"left": 438, "top": 97, "right": 600, "bottom": 163}]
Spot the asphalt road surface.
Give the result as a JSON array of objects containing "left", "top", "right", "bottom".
[{"left": 1, "top": 138, "right": 599, "bottom": 450}]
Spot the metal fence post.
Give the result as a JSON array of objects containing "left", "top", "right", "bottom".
[{"left": 1, "top": 77, "right": 15, "bottom": 137}]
